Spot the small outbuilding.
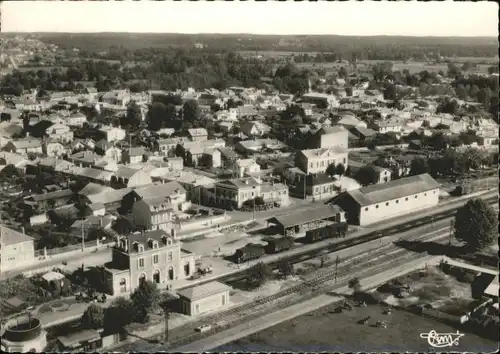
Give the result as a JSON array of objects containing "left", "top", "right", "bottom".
[{"left": 176, "top": 281, "right": 231, "bottom": 316}]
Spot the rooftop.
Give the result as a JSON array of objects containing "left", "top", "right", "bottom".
[
  {"left": 176, "top": 281, "right": 231, "bottom": 301},
  {"left": 346, "top": 173, "right": 441, "bottom": 207},
  {"left": 0, "top": 224, "right": 34, "bottom": 246},
  {"left": 268, "top": 204, "right": 343, "bottom": 229}
]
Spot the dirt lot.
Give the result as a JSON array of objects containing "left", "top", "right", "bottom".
[
  {"left": 376, "top": 266, "right": 476, "bottom": 315},
  {"left": 216, "top": 301, "right": 497, "bottom": 352}
]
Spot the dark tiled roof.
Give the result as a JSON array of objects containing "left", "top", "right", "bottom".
[{"left": 268, "top": 204, "right": 343, "bottom": 229}]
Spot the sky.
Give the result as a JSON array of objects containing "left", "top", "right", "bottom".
[{"left": 2, "top": 0, "right": 498, "bottom": 37}]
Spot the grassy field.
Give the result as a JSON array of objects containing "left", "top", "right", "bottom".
[{"left": 216, "top": 301, "right": 497, "bottom": 352}]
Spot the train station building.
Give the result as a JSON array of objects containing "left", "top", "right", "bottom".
[{"left": 267, "top": 204, "right": 346, "bottom": 237}]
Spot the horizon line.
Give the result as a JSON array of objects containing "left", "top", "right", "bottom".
[{"left": 2, "top": 31, "right": 498, "bottom": 39}]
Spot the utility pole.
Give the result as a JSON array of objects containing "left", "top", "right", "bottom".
[
  {"left": 334, "top": 255, "right": 340, "bottom": 284},
  {"left": 81, "top": 218, "right": 85, "bottom": 251},
  {"left": 448, "top": 219, "right": 453, "bottom": 248},
  {"left": 163, "top": 307, "right": 170, "bottom": 345},
  {"left": 303, "top": 175, "right": 306, "bottom": 200}
]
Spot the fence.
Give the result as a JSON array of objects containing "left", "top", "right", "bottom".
[
  {"left": 421, "top": 308, "right": 469, "bottom": 325},
  {"left": 34, "top": 238, "right": 114, "bottom": 257}
]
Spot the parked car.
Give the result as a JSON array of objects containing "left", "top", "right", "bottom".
[{"left": 195, "top": 324, "right": 212, "bottom": 333}]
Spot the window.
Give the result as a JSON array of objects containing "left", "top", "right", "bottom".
[
  {"left": 396, "top": 200, "right": 399, "bottom": 204},
  {"left": 139, "top": 273, "right": 146, "bottom": 284},
  {"left": 119, "top": 278, "right": 127, "bottom": 293},
  {"left": 138, "top": 244, "right": 144, "bottom": 253},
  {"left": 415, "top": 195, "right": 418, "bottom": 199},
  {"left": 167, "top": 251, "right": 173, "bottom": 261},
  {"left": 222, "top": 294, "right": 226, "bottom": 306},
  {"left": 153, "top": 254, "right": 159, "bottom": 264},
  {"left": 433, "top": 190, "right": 436, "bottom": 194},
  {"left": 424, "top": 193, "right": 427, "bottom": 196},
  {"left": 364, "top": 207, "right": 369, "bottom": 211},
  {"left": 375, "top": 205, "right": 379, "bottom": 209},
  {"left": 405, "top": 197, "right": 408, "bottom": 201},
  {"left": 168, "top": 266, "right": 174, "bottom": 280},
  {"left": 138, "top": 258, "right": 145, "bottom": 269},
  {"left": 386, "top": 202, "right": 389, "bottom": 206}
]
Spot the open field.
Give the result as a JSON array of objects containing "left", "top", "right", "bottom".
[{"left": 215, "top": 300, "right": 497, "bottom": 352}]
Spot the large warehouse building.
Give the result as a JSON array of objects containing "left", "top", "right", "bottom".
[{"left": 332, "top": 173, "right": 440, "bottom": 226}]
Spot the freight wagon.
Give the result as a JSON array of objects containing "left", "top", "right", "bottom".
[
  {"left": 234, "top": 243, "right": 266, "bottom": 263},
  {"left": 304, "top": 222, "right": 348, "bottom": 243},
  {"left": 265, "top": 237, "right": 294, "bottom": 254}
]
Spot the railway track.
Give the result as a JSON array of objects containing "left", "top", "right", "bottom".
[
  {"left": 120, "top": 228, "right": 450, "bottom": 352},
  {"left": 162, "top": 251, "right": 432, "bottom": 350},
  {"left": 214, "top": 194, "right": 498, "bottom": 284}
]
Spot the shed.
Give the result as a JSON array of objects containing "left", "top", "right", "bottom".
[
  {"left": 56, "top": 329, "right": 102, "bottom": 352},
  {"left": 176, "top": 281, "right": 231, "bottom": 316}
]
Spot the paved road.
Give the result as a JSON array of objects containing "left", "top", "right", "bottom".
[{"left": 0, "top": 248, "right": 112, "bottom": 280}]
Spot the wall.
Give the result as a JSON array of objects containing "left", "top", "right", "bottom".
[
  {"left": 179, "top": 214, "right": 230, "bottom": 232},
  {"left": 359, "top": 188, "right": 439, "bottom": 226},
  {"left": 1, "top": 240, "right": 36, "bottom": 272},
  {"left": 187, "top": 290, "right": 229, "bottom": 316}
]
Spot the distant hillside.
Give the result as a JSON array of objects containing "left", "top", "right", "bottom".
[{"left": 22, "top": 33, "right": 497, "bottom": 57}]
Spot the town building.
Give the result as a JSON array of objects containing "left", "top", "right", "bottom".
[
  {"left": 312, "top": 126, "right": 349, "bottom": 149},
  {"left": 296, "top": 147, "right": 348, "bottom": 175},
  {"left": 214, "top": 177, "right": 289, "bottom": 209},
  {"left": 187, "top": 128, "right": 208, "bottom": 142},
  {"left": 2, "top": 138, "right": 43, "bottom": 157},
  {"left": 177, "top": 281, "right": 231, "bottom": 316},
  {"left": 102, "top": 229, "right": 196, "bottom": 295},
  {"left": 0, "top": 225, "right": 36, "bottom": 274},
  {"left": 98, "top": 125, "right": 126, "bottom": 142},
  {"left": 332, "top": 173, "right": 440, "bottom": 226}
]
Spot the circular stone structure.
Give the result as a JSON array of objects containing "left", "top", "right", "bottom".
[{"left": 0, "top": 315, "right": 47, "bottom": 353}]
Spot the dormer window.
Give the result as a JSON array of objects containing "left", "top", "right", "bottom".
[
  {"left": 138, "top": 244, "right": 145, "bottom": 253},
  {"left": 148, "top": 239, "right": 159, "bottom": 249}
]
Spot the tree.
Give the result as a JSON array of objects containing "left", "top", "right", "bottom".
[
  {"left": 103, "top": 297, "right": 134, "bottom": 333},
  {"left": 147, "top": 102, "right": 168, "bottom": 131},
  {"left": 326, "top": 163, "right": 337, "bottom": 177},
  {"left": 278, "top": 260, "right": 294, "bottom": 279},
  {"left": 383, "top": 84, "right": 397, "bottom": 100},
  {"left": 409, "top": 158, "right": 430, "bottom": 176},
  {"left": 125, "top": 101, "right": 142, "bottom": 128},
  {"left": 336, "top": 163, "right": 346, "bottom": 178},
  {"left": 81, "top": 304, "right": 105, "bottom": 329},
  {"left": 447, "top": 63, "right": 460, "bottom": 77},
  {"left": 182, "top": 99, "right": 200, "bottom": 122},
  {"left": 429, "top": 132, "right": 448, "bottom": 151},
  {"left": 354, "top": 165, "right": 379, "bottom": 186},
  {"left": 348, "top": 277, "right": 361, "bottom": 291},
  {"left": 454, "top": 199, "right": 498, "bottom": 252},
  {"left": 248, "top": 262, "right": 273, "bottom": 287},
  {"left": 130, "top": 280, "right": 160, "bottom": 323}
]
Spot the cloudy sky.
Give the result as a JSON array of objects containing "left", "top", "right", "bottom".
[{"left": 2, "top": 0, "right": 498, "bottom": 37}]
